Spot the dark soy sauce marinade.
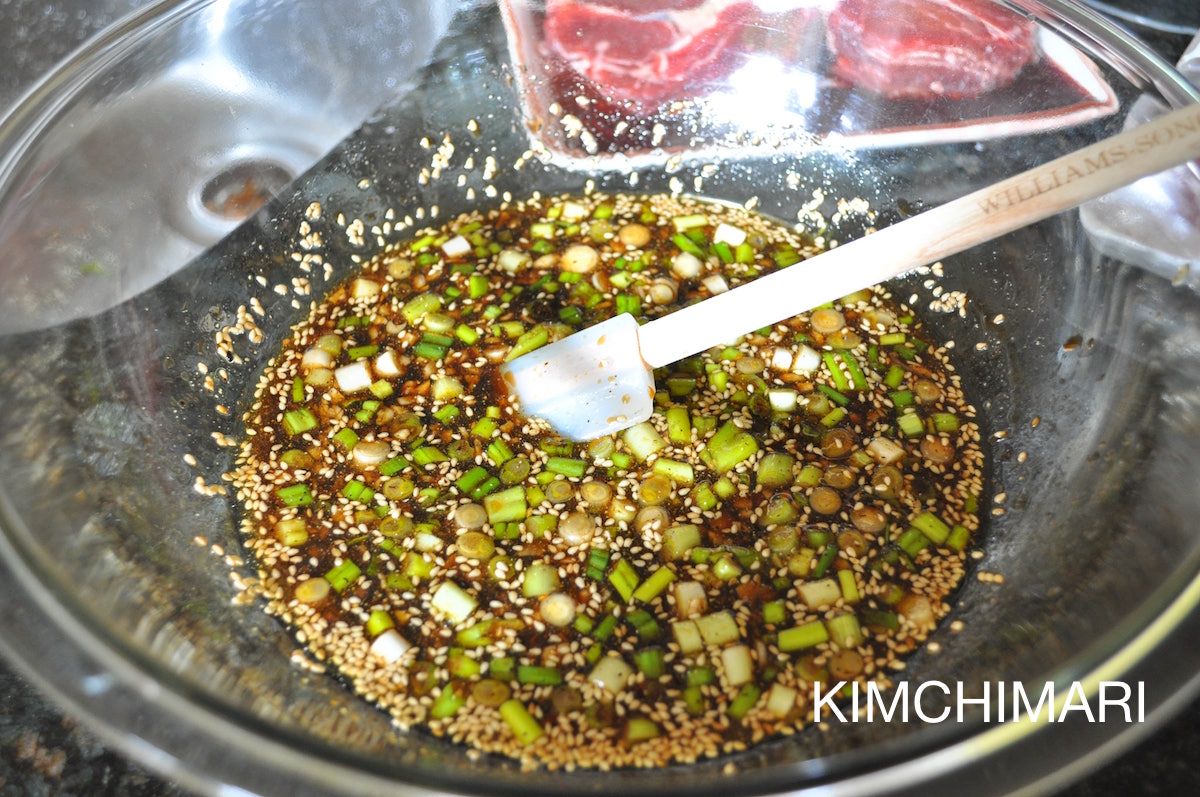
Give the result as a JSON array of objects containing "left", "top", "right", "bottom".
[{"left": 230, "top": 191, "right": 984, "bottom": 769}]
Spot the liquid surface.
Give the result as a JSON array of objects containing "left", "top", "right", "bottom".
[{"left": 230, "top": 192, "right": 983, "bottom": 769}]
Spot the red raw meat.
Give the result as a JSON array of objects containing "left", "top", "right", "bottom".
[
  {"left": 543, "top": 0, "right": 757, "bottom": 106},
  {"left": 826, "top": 0, "right": 1037, "bottom": 100}
]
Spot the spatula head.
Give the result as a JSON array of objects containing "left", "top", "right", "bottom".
[{"left": 499, "top": 313, "right": 654, "bottom": 441}]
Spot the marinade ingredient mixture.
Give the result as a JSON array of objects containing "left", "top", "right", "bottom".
[{"left": 230, "top": 191, "right": 983, "bottom": 769}]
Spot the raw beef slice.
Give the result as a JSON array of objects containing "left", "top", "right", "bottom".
[
  {"left": 826, "top": 0, "right": 1037, "bottom": 100},
  {"left": 543, "top": 0, "right": 757, "bottom": 105}
]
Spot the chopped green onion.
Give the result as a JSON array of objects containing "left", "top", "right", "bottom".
[
  {"left": 430, "top": 681, "right": 471, "bottom": 718},
  {"left": 379, "top": 456, "right": 411, "bottom": 477},
  {"left": 471, "top": 417, "right": 498, "bottom": 438},
  {"left": 795, "top": 464, "right": 823, "bottom": 488},
  {"left": 691, "top": 482, "right": 718, "bottom": 511},
  {"left": 334, "top": 428, "right": 359, "bottom": 450},
  {"left": 487, "top": 438, "right": 514, "bottom": 466},
  {"left": 911, "top": 511, "right": 951, "bottom": 544},
  {"left": 652, "top": 458, "right": 694, "bottom": 485},
  {"left": 661, "top": 524, "right": 702, "bottom": 561},
  {"left": 778, "top": 620, "right": 828, "bottom": 652},
  {"left": 622, "top": 422, "right": 667, "bottom": 462},
  {"left": 947, "top": 524, "right": 971, "bottom": 551},
  {"left": 705, "top": 421, "right": 759, "bottom": 474},
  {"left": 325, "top": 560, "right": 361, "bottom": 592},
  {"left": 489, "top": 656, "right": 516, "bottom": 681},
  {"left": 634, "top": 647, "right": 666, "bottom": 679},
  {"left": 827, "top": 613, "right": 864, "bottom": 648},
  {"left": 517, "top": 665, "right": 563, "bottom": 686},
  {"left": 727, "top": 683, "right": 762, "bottom": 720},
  {"left": 811, "top": 543, "right": 839, "bottom": 578},
  {"left": 586, "top": 548, "right": 610, "bottom": 580},
  {"left": 897, "top": 411, "right": 925, "bottom": 437},
  {"left": 275, "top": 518, "right": 308, "bottom": 547},
  {"left": 626, "top": 608, "right": 661, "bottom": 641},
  {"left": 484, "top": 486, "right": 527, "bottom": 524},
  {"left": 609, "top": 558, "right": 640, "bottom": 602},
  {"left": 546, "top": 457, "right": 587, "bottom": 478},
  {"left": 756, "top": 452, "right": 794, "bottom": 488},
  {"left": 412, "top": 446, "right": 450, "bottom": 466},
  {"left": 414, "top": 342, "right": 448, "bottom": 360},
  {"left": 838, "top": 569, "right": 861, "bottom": 604},
  {"left": 455, "top": 466, "right": 489, "bottom": 494},
  {"left": 931, "top": 412, "right": 961, "bottom": 432},
  {"left": 614, "top": 293, "right": 641, "bottom": 316},
  {"left": 591, "top": 614, "right": 618, "bottom": 642},
  {"left": 401, "top": 292, "right": 442, "bottom": 324},
  {"left": 505, "top": 325, "right": 550, "bottom": 361},
  {"left": 366, "top": 610, "right": 395, "bottom": 637},
  {"left": 665, "top": 407, "right": 692, "bottom": 444},
  {"left": 282, "top": 408, "right": 318, "bottom": 436},
  {"left": 823, "top": 352, "right": 850, "bottom": 392},
  {"left": 499, "top": 699, "right": 544, "bottom": 746},
  {"left": 773, "top": 248, "right": 802, "bottom": 267},
  {"left": 276, "top": 483, "right": 313, "bottom": 507},
  {"left": 839, "top": 352, "right": 869, "bottom": 390},
  {"left": 897, "top": 527, "right": 930, "bottom": 556},
  {"left": 632, "top": 566, "right": 676, "bottom": 603},
  {"left": 820, "top": 407, "right": 847, "bottom": 428}
]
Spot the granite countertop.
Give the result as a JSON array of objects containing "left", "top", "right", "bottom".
[{"left": 0, "top": 2, "right": 1197, "bottom": 795}]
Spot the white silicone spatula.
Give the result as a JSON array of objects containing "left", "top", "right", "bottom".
[{"left": 502, "top": 102, "right": 1200, "bottom": 441}]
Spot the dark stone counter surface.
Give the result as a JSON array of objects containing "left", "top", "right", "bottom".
[{"left": 0, "top": 1, "right": 1195, "bottom": 794}]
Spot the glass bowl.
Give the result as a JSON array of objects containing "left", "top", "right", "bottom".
[{"left": 0, "top": 1, "right": 1198, "bottom": 795}]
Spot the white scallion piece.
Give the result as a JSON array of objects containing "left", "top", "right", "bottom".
[
  {"left": 301, "top": 346, "right": 334, "bottom": 370},
  {"left": 369, "top": 629, "right": 412, "bottom": 664},
  {"left": 430, "top": 581, "right": 478, "bottom": 623},
  {"left": 432, "top": 376, "right": 464, "bottom": 401},
  {"left": 712, "top": 222, "right": 746, "bottom": 246},
  {"left": 415, "top": 531, "right": 445, "bottom": 554},
  {"left": 351, "top": 440, "right": 390, "bottom": 467},
  {"left": 797, "top": 577, "right": 842, "bottom": 609},
  {"left": 540, "top": 592, "right": 577, "bottom": 627},
  {"left": 497, "top": 248, "right": 531, "bottom": 274},
  {"left": 766, "top": 683, "right": 798, "bottom": 718},
  {"left": 695, "top": 610, "right": 740, "bottom": 646},
  {"left": 768, "top": 389, "right": 798, "bottom": 412},
  {"left": 770, "top": 347, "right": 794, "bottom": 372},
  {"left": 792, "top": 344, "right": 822, "bottom": 373},
  {"left": 670, "top": 251, "right": 704, "bottom": 279},
  {"left": 701, "top": 274, "right": 729, "bottom": 294},
  {"left": 721, "top": 644, "right": 754, "bottom": 687},
  {"left": 671, "top": 619, "right": 703, "bottom": 654},
  {"left": 441, "top": 234, "right": 471, "bottom": 257},
  {"left": 866, "top": 437, "right": 906, "bottom": 465},
  {"left": 561, "top": 243, "right": 599, "bottom": 273},
  {"left": 334, "top": 361, "right": 373, "bottom": 393},
  {"left": 674, "top": 581, "right": 708, "bottom": 618},
  {"left": 350, "top": 278, "right": 381, "bottom": 299},
  {"left": 374, "top": 350, "right": 401, "bottom": 377},
  {"left": 590, "top": 654, "right": 634, "bottom": 694},
  {"left": 560, "top": 200, "right": 588, "bottom": 221}
]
